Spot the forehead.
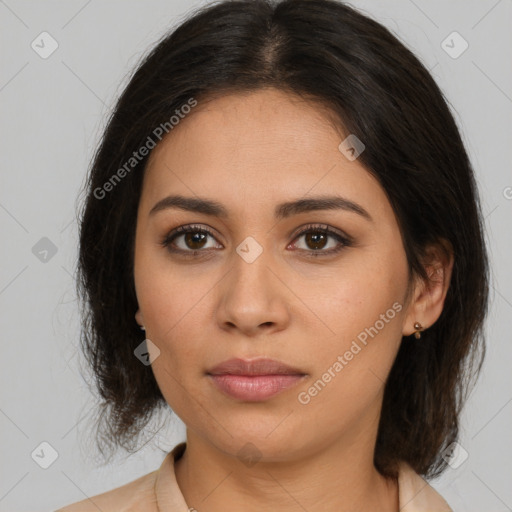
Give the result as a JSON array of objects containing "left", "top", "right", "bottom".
[
  {"left": 141, "top": 89, "right": 391, "bottom": 223},
  {"left": 148, "top": 89, "right": 343, "bottom": 164}
]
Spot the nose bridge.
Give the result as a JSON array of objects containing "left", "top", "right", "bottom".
[
  {"left": 230, "top": 234, "right": 276, "bottom": 299},
  {"left": 216, "top": 234, "right": 289, "bottom": 333}
]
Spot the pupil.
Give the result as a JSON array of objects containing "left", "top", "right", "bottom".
[
  {"left": 186, "top": 232, "right": 207, "bottom": 249},
  {"left": 306, "top": 232, "right": 326, "bottom": 250}
]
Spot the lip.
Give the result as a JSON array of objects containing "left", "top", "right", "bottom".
[
  {"left": 207, "top": 357, "right": 305, "bottom": 376},
  {"left": 206, "top": 357, "right": 307, "bottom": 402},
  {"left": 208, "top": 374, "right": 307, "bottom": 401}
]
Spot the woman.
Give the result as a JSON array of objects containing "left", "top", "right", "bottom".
[{"left": 56, "top": 0, "right": 489, "bottom": 510}]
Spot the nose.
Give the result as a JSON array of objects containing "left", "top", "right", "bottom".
[{"left": 215, "top": 245, "right": 291, "bottom": 337}]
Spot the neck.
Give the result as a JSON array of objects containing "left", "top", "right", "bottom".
[{"left": 174, "top": 426, "right": 398, "bottom": 512}]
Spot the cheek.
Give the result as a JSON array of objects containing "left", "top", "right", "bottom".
[
  {"left": 300, "top": 249, "right": 407, "bottom": 389},
  {"left": 137, "top": 279, "right": 214, "bottom": 371},
  {"left": 134, "top": 240, "right": 216, "bottom": 336},
  {"left": 309, "top": 251, "right": 407, "bottom": 337},
  {"left": 134, "top": 257, "right": 214, "bottom": 420},
  {"left": 133, "top": 264, "right": 209, "bottom": 406}
]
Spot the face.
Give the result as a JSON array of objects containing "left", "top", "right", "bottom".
[{"left": 133, "top": 88, "right": 415, "bottom": 462}]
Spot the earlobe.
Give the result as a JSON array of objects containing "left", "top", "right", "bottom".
[{"left": 135, "top": 309, "right": 145, "bottom": 329}]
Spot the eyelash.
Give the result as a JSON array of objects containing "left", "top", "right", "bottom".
[{"left": 160, "top": 223, "right": 353, "bottom": 258}]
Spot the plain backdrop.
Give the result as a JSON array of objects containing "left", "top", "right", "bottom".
[{"left": 1, "top": 1, "right": 511, "bottom": 510}]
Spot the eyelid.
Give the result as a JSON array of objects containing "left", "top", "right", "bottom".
[
  {"left": 161, "top": 223, "right": 222, "bottom": 248},
  {"left": 161, "top": 222, "right": 353, "bottom": 256},
  {"left": 287, "top": 223, "right": 353, "bottom": 257},
  {"left": 290, "top": 223, "right": 353, "bottom": 244}
]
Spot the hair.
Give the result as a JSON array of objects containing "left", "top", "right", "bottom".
[{"left": 77, "top": 0, "right": 489, "bottom": 479}]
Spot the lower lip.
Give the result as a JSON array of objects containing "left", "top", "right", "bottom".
[{"left": 208, "top": 374, "right": 306, "bottom": 401}]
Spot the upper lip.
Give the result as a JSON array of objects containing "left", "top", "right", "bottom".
[{"left": 207, "top": 357, "right": 306, "bottom": 376}]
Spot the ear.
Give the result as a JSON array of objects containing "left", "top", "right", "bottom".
[
  {"left": 135, "top": 308, "right": 144, "bottom": 328},
  {"left": 402, "top": 239, "right": 454, "bottom": 336}
]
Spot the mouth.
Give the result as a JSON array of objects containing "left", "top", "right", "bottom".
[
  {"left": 207, "top": 373, "right": 307, "bottom": 401},
  {"left": 206, "top": 357, "right": 307, "bottom": 401},
  {"left": 207, "top": 357, "right": 306, "bottom": 376}
]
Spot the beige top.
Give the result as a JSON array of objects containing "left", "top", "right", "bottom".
[{"left": 56, "top": 442, "right": 453, "bottom": 511}]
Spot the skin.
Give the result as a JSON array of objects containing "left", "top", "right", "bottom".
[{"left": 133, "top": 88, "right": 453, "bottom": 512}]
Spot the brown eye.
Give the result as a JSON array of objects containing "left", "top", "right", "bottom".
[
  {"left": 181, "top": 231, "right": 208, "bottom": 250},
  {"left": 303, "top": 231, "right": 329, "bottom": 250},
  {"left": 161, "top": 223, "right": 352, "bottom": 258},
  {"left": 162, "top": 224, "right": 222, "bottom": 255},
  {"left": 290, "top": 224, "right": 353, "bottom": 257}
]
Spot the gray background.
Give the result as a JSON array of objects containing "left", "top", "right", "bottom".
[{"left": 1, "top": 0, "right": 511, "bottom": 510}]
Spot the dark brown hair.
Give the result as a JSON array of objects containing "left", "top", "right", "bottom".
[{"left": 77, "top": 0, "right": 489, "bottom": 478}]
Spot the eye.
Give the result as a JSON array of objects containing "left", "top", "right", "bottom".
[
  {"left": 161, "top": 223, "right": 352, "bottom": 258},
  {"left": 289, "top": 223, "right": 352, "bottom": 257},
  {"left": 161, "top": 224, "right": 222, "bottom": 256}
]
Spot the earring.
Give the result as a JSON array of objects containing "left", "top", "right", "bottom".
[
  {"left": 413, "top": 322, "right": 424, "bottom": 339},
  {"left": 140, "top": 325, "right": 146, "bottom": 331}
]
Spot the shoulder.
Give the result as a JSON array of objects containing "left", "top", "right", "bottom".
[
  {"left": 55, "top": 443, "right": 186, "bottom": 512},
  {"left": 398, "top": 462, "right": 453, "bottom": 512},
  {"left": 55, "top": 468, "right": 159, "bottom": 512}
]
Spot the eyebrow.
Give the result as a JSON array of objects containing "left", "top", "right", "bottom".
[{"left": 149, "top": 194, "right": 373, "bottom": 222}]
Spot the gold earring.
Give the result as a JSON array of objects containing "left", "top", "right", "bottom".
[{"left": 413, "top": 322, "right": 423, "bottom": 339}]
